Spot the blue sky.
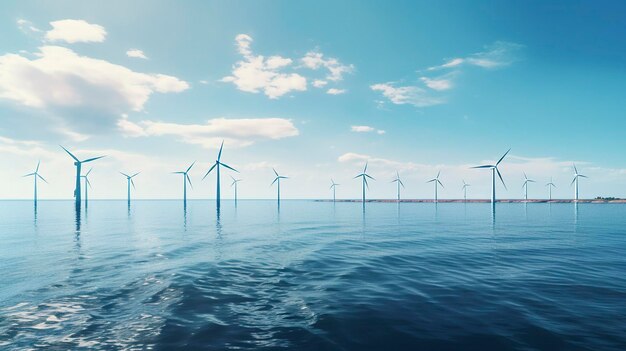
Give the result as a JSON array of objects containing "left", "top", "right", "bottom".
[{"left": 1, "top": 0, "right": 625, "bottom": 200}]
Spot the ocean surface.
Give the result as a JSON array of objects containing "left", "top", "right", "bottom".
[{"left": 1, "top": 200, "right": 625, "bottom": 350}]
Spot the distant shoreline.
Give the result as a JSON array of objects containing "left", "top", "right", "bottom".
[{"left": 315, "top": 199, "right": 626, "bottom": 203}]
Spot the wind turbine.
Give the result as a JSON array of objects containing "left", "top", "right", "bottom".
[
  {"left": 330, "top": 179, "right": 339, "bottom": 202},
  {"left": 391, "top": 171, "right": 404, "bottom": 201},
  {"left": 472, "top": 149, "right": 510, "bottom": 204},
  {"left": 462, "top": 180, "right": 470, "bottom": 202},
  {"left": 546, "top": 177, "right": 557, "bottom": 201},
  {"left": 120, "top": 172, "right": 140, "bottom": 206},
  {"left": 202, "top": 141, "right": 238, "bottom": 210},
  {"left": 231, "top": 176, "right": 242, "bottom": 206},
  {"left": 173, "top": 162, "right": 195, "bottom": 207},
  {"left": 522, "top": 172, "right": 536, "bottom": 201},
  {"left": 81, "top": 168, "right": 93, "bottom": 207},
  {"left": 60, "top": 146, "right": 105, "bottom": 208},
  {"left": 23, "top": 161, "right": 48, "bottom": 206},
  {"left": 427, "top": 171, "right": 444, "bottom": 203},
  {"left": 354, "top": 162, "right": 374, "bottom": 203},
  {"left": 571, "top": 164, "right": 588, "bottom": 201},
  {"left": 271, "top": 168, "right": 288, "bottom": 205}
]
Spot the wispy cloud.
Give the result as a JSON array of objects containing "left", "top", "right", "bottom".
[
  {"left": 370, "top": 83, "right": 444, "bottom": 107},
  {"left": 45, "top": 19, "right": 107, "bottom": 44},
  {"left": 301, "top": 51, "right": 354, "bottom": 82},
  {"left": 327, "top": 88, "right": 346, "bottom": 95},
  {"left": 350, "top": 125, "right": 385, "bottom": 134},
  {"left": 126, "top": 49, "right": 148, "bottom": 59},
  {"left": 427, "top": 41, "right": 523, "bottom": 71}
]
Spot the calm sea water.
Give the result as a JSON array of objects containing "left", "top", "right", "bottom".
[{"left": 1, "top": 200, "right": 625, "bottom": 350}]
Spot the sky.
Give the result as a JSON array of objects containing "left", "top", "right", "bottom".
[{"left": 1, "top": 0, "right": 625, "bottom": 200}]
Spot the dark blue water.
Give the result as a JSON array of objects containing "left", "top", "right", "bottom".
[{"left": 1, "top": 200, "right": 625, "bottom": 350}]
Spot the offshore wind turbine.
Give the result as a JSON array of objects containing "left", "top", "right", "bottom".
[
  {"left": 427, "top": 171, "right": 444, "bottom": 203},
  {"left": 271, "top": 168, "right": 288, "bottom": 205},
  {"left": 546, "top": 177, "right": 557, "bottom": 201},
  {"left": 571, "top": 164, "right": 588, "bottom": 201},
  {"left": 462, "top": 180, "right": 470, "bottom": 202},
  {"left": 330, "top": 179, "right": 339, "bottom": 202},
  {"left": 202, "top": 141, "right": 238, "bottom": 210},
  {"left": 391, "top": 171, "right": 404, "bottom": 201},
  {"left": 472, "top": 149, "right": 510, "bottom": 204},
  {"left": 81, "top": 168, "right": 93, "bottom": 207},
  {"left": 120, "top": 172, "right": 140, "bottom": 206},
  {"left": 173, "top": 162, "right": 195, "bottom": 207},
  {"left": 60, "top": 146, "right": 105, "bottom": 209},
  {"left": 354, "top": 162, "right": 374, "bottom": 203},
  {"left": 23, "top": 161, "right": 48, "bottom": 206},
  {"left": 230, "top": 176, "right": 242, "bottom": 206},
  {"left": 522, "top": 172, "right": 536, "bottom": 201}
]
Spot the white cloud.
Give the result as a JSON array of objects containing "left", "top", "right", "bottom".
[
  {"left": 221, "top": 34, "right": 307, "bottom": 99},
  {"left": 370, "top": 82, "right": 444, "bottom": 107},
  {"left": 377, "top": 130, "right": 386, "bottom": 135},
  {"left": 301, "top": 51, "right": 354, "bottom": 81},
  {"left": 312, "top": 79, "right": 327, "bottom": 88},
  {"left": 327, "top": 88, "right": 346, "bottom": 95},
  {"left": 126, "top": 49, "right": 148, "bottom": 59},
  {"left": 350, "top": 126, "right": 375, "bottom": 133},
  {"left": 45, "top": 19, "right": 107, "bottom": 43},
  {"left": 17, "top": 18, "right": 41, "bottom": 34},
  {"left": 420, "top": 77, "right": 453, "bottom": 91},
  {"left": 427, "top": 41, "right": 522, "bottom": 71},
  {"left": 0, "top": 46, "right": 189, "bottom": 116},
  {"left": 118, "top": 117, "right": 299, "bottom": 149}
]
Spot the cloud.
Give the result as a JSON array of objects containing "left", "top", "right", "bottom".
[
  {"left": 45, "top": 19, "right": 107, "bottom": 43},
  {"left": 301, "top": 51, "right": 354, "bottom": 81},
  {"left": 327, "top": 88, "right": 346, "bottom": 95},
  {"left": 312, "top": 79, "right": 327, "bottom": 88},
  {"left": 221, "top": 34, "right": 307, "bottom": 99},
  {"left": 17, "top": 18, "right": 41, "bottom": 35},
  {"left": 118, "top": 117, "right": 299, "bottom": 149},
  {"left": 370, "top": 83, "right": 444, "bottom": 107},
  {"left": 0, "top": 46, "right": 189, "bottom": 133},
  {"left": 350, "top": 125, "right": 385, "bottom": 134},
  {"left": 427, "top": 41, "right": 523, "bottom": 71},
  {"left": 420, "top": 77, "right": 453, "bottom": 91},
  {"left": 126, "top": 49, "right": 148, "bottom": 59}
]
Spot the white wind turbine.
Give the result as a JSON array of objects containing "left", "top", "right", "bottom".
[
  {"left": 546, "top": 177, "right": 556, "bottom": 201},
  {"left": 462, "top": 180, "right": 470, "bottom": 202},
  {"left": 330, "top": 179, "right": 339, "bottom": 203},
  {"left": 472, "top": 149, "right": 510, "bottom": 204},
  {"left": 391, "top": 171, "right": 404, "bottom": 202},
  {"left": 427, "top": 171, "right": 444, "bottom": 203},
  {"left": 23, "top": 161, "right": 48, "bottom": 207},
  {"left": 522, "top": 172, "right": 536, "bottom": 201},
  {"left": 571, "top": 164, "right": 588, "bottom": 201}
]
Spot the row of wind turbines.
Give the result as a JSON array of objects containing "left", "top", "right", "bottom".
[{"left": 23, "top": 145, "right": 589, "bottom": 208}]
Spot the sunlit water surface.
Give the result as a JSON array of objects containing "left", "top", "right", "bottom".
[{"left": 1, "top": 200, "right": 625, "bottom": 350}]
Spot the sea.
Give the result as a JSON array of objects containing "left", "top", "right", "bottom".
[{"left": 1, "top": 200, "right": 625, "bottom": 350}]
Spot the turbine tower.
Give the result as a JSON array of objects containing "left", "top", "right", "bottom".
[
  {"left": 472, "top": 149, "right": 510, "bottom": 203},
  {"left": 81, "top": 168, "right": 93, "bottom": 207},
  {"left": 522, "top": 172, "right": 536, "bottom": 201},
  {"left": 120, "top": 172, "right": 140, "bottom": 206},
  {"left": 330, "top": 179, "right": 339, "bottom": 202},
  {"left": 546, "top": 177, "right": 556, "bottom": 201},
  {"left": 60, "top": 146, "right": 105, "bottom": 209},
  {"left": 202, "top": 141, "right": 238, "bottom": 210},
  {"left": 427, "top": 171, "right": 444, "bottom": 203},
  {"left": 571, "top": 164, "right": 588, "bottom": 201},
  {"left": 23, "top": 161, "right": 48, "bottom": 206},
  {"left": 391, "top": 171, "right": 404, "bottom": 202},
  {"left": 271, "top": 168, "right": 288, "bottom": 205},
  {"left": 462, "top": 180, "right": 470, "bottom": 202},
  {"left": 230, "top": 176, "right": 242, "bottom": 207},
  {"left": 173, "top": 162, "right": 195, "bottom": 207},
  {"left": 354, "top": 162, "right": 374, "bottom": 203}
]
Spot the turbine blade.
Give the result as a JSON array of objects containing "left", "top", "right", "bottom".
[
  {"left": 364, "top": 177, "right": 369, "bottom": 189},
  {"left": 120, "top": 172, "right": 130, "bottom": 177},
  {"left": 523, "top": 172, "right": 528, "bottom": 180},
  {"left": 496, "top": 148, "right": 511, "bottom": 166},
  {"left": 364, "top": 162, "right": 368, "bottom": 173},
  {"left": 496, "top": 168, "right": 507, "bottom": 190},
  {"left": 131, "top": 178, "right": 136, "bottom": 189},
  {"left": 23, "top": 172, "right": 35, "bottom": 177},
  {"left": 571, "top": 177, "right": 576, "bottom": 186},
  {"left": 273, "top": 168, "right": 279, "bottom": 177},
  {"left": 60, "top": 145, "right": 79, "bottom": 162},
  {"left": 173, "top": 171, "right": 185, "bottom": 174},
  {"left": 219, "top": 162, "right": 239, "bottom": 173},
  {"left": 426, "top": 179, "right": 435, "bottom": 183},
  {"left": 580, "top": 175, "right": 588, "bottom": 178},
  {"left": 36, "top": 160, "right": 40, "bottom": 172},
  {"left": 437, "top": 170, "right": 441, "bottom": 178},
  {"left": 573, "top": 163, "right": 578, "bottom": 174},
  {"left": 365, "top": 174, "right": 375, "bottom": 180},
  {"left": 38, "top": 174, "right": 48, "bottom": 183},
  {"left": 86, "top": 178, "right": 92, "bottom": 188},
  {"left": 86, "top": 168, "right": 92, "bottom": 176},
  {"left": 131, "top": 172, "right": 140, "bottom": 178},
  {"left": 437, "top": 179, "right": 444, "bottom": 188},
  {"left": 202, "top": 163, "right": 217, "bottom": 180},
  {"left": 82, "top": 156, "right": 106, "bottom": 163},
  {"left": 399, "top": 180, "right": 405, "bottom": 188},
  {"left": 186, "top": 161, "right": 196, "bottom": 173},
  {"left": 230, "top": 175, "right": 236, "bottom": 181},
  {"left": 271, "top": 177, "right": 278, "bottom": 186},
  {"left": 471, "top": 165, "right": 493, "bottom": 169},
  {"left": 217, "top": 140, "right": 224, "bottom": 161},
  {"left": 186, "top": 174, "right": 193, "bottom": 189}
]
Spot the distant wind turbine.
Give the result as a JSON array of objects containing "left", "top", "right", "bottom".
[
  {"left": 330, "top": 179, "right": 339, "bottom": 202},
  {"left": 354, "top": 162, "right": 374, "bottom": 203},
  {"left": 81, "top": 168, "right": 93, "bottom": 207},
  {"left": 231, "top": 175, "right": 242, "bottom": 206},
  {"left": 472, "top": 149, "right": 510, "bottom": 203},
  {"left": 120, "top": 172, "right": 140, "bottom": 206},
  {"left": 391, "top": 171, "right": 404, "bottom": 201},
  {"left": 23, "top": 161, "right": 48, "bottom": 206},
  {"left": 462, "top": 180, "right": 470, "bottom": 202},
  {"left": 571, "top": 164, "right": 588, "bottom": 201},
  {"left": 427, "top": 171, "right": 444, "bottom": 203},
  {"left": 271, "top": 168, "right": 288, "bottom": 205},
  {"left": 546, "top": 177, "right": 557, "bottom": 201},
  {"left": 173, "top": 162, "right": 195, "bottom": 207},
  {"left": 60, "top": 146, "right": 105, "bottom": 209},
  {"left": 522, "top": 172, "right": 536, "bottom": 201},
  {"left": 202, "top": 141, "right": 238, "bottom": 210}
]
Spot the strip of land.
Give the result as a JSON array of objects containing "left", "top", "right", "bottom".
[{"left": 315, "top": 199, "right": 626, "bottom": 203}]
